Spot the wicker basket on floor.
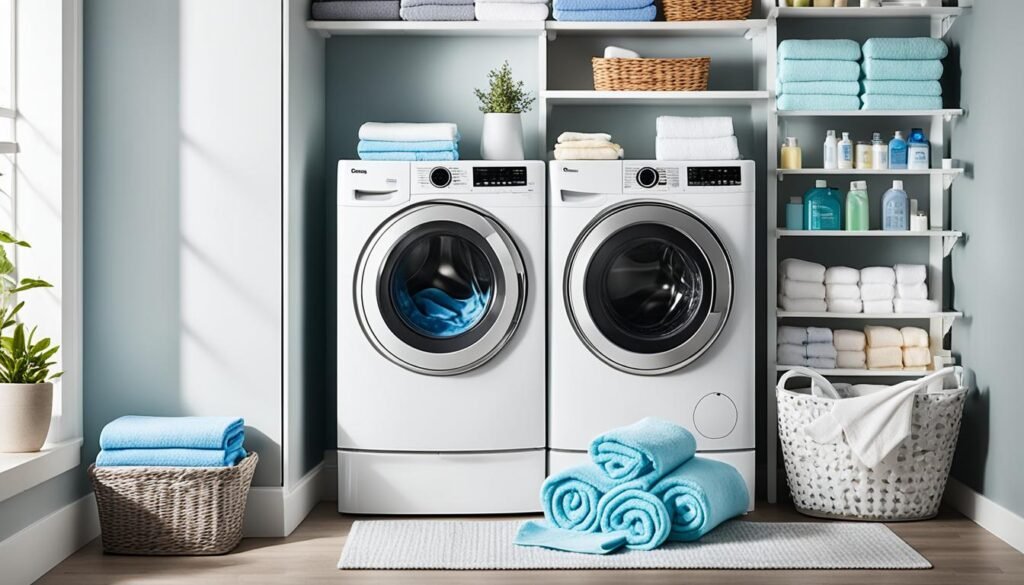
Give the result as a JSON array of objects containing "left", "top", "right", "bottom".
[
  {"left": 664, "top": 0, "right": 752, "bottom": 21},
  {"left": 89, "top": 452, "right": 258, "bottom": 555},
  {"left": 592, "top": 57, "right": 710, "bottom": 92}
]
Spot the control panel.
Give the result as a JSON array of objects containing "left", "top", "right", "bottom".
[
  {"left": 623, "top": 161, "right": 751, "bottom": 194},
  {"left": 623, "top": 163, "right": 680, "bottom": 191},
  {"left": 412, "top": 163, "right": 540, "bottom": 194},
  {"left": 687, "top": 166, "right": 743, "bottom": 187},
  {"left": 473, "top": 166, "right": 527, "bottom": 187}
]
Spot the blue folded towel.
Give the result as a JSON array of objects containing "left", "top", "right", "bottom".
[
  {"left": 777, "top": 60, "right": 861, "bottom": 83},
  {"left": 862, "top": 58, "right": 944, "bottom": 81},
  {"left": 650, "top": 457, "right": 749, "bottom": 542},
  {"left": 514, "top": 520, "right": 628, "bottom": 555},
  {"left": 588, "top": 417, "right": 696, "bottom": 483},
  {"left": 554, "top": 0, "right": 652, "bottom": 9},
  {"left": 861, "top": 80, "right": 942, "bottom": 97},
  {"left": 552, "top": 5, "right": 656, "bottom": 21},
  {"left": 541, "top": 463, "right": 619, "bottom": 532},
  {"left": 778, "top": 39, "right": 861, "bottom": 62},
  {"left": 358, "top": 150, "right": 458, "bottom": 161},
  {"left": 96, "top": 447, "right": 246, "bottom": 467},
  {"left": 776, "top": 80, "right": 861, "bottom": 96},
  {"left": 99, "top": 416, "right": 244, "bottom": 451},
  {"left": 598, "top": 485, "right": 672, "bottom": 551},
  {"left": 861, "top": 94, "right": 943, "bottom": 111},
  {"left": 777, "top": 94, "right": 861, "bottom": 111},
  {"left": 357, "top": 139, "right": 459, "bottom": 154},
  {"left": 863, "top": 37, "right": 948, "bottom": 61}
]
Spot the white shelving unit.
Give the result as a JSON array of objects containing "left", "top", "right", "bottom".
[
  {"left": 541, "top": 90, "right": 771, "bottom": 106},
  {"left": 545, "top": 20, "right": 768, "bottom": 37},
  {"left": 306, "top": 20, "right": 544, "bottom": 37},
  {"left": 776, "top": 365, "right": 934, "bottom": 378}
]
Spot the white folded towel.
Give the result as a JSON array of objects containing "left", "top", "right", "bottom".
[
  {"left": 900, "top": 326, "right": 929, "bottom": 348},
  {"left": 903, "top": 346, "right": 932, "bottom": 367},
  {"left": 865, "top": 325, "right": 903, "bottom": 348},
  {"left": 779, "top": 296, "right": 827, "bottom": 312},
  {"left": 777, "top": 343, "right": 807, "bottom": 366},
  {"left": 827, "top": 299, "right": 862, "bottom": 314},
  {"left": 808, "top": 357, "right": 837, "bottom": 369},
  {"left": 894, "top": 264, "right": 927, "bottom": 284},
  {"left": 655, "top": 136, "right": 740, "bottom": 161},
  {"left": 825, "top": 283, "right": 860, "bottom": 301},
  {"left": 557, "top": 131, "right": 612, "bottom": 143},
  {"left": 476, "top": 0, "right": 547, "bottom": 3},
  {"left": 807, "top": 327, "right": 833, "bottom": 344},
  {"left": 860, "top": 266, "right": 896, "bottom": 285},
  {"left": 359, "top": 122, "right": 459, "bottom": 142},
  {"left": 837, "top": 350, "right": 867, "bottom": 369},
  {"left": 781, "top": 279, "right": 826, "bottom": 300},
  {"left": 825, "top": 266, "right": 860, "bottom": 285},
  {"left": 867, "top": 346, "right": 903, "bottom": 369},
  {"left": 860, "top": 283, "right": 895, "bottom": 302},
  {"left": 604, "top": 46, "right": 640, "bottom": 59},
  {"left": 778, "top": 326, "right": 808, "bottom": 346},
  {"left": 896, "top": 283, "right": 928, "bottom": 300},
  {"left": 553, "top": 145, "right": 623, "bottom": 160},
  {"left": 555, "top": 139, "right": 617, "bottom": 149},
  {"left": 656, "top": 116, "right": 735, "bottom": 139},
  {"left": 833, "top": 329, "right": 866, "bottom": 352},
  {"left": 863, "top": 300, "right": 894, "bottom": 314},
  {"left": 475, "top": 3, "right": 549, "bottom": 20},
  {"left": 807, "top": 342, "right": 837, "bottom": 360},
  {"left": 894, "top": 298, "right": 940, "bottom": 313},
  {"left": 780, "top": 258, "right": 826, "bottom": 283}
]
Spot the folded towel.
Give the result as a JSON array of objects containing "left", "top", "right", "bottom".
[
  {"left": 778, "top": 39, "right": 862, "bottom": 62},
  {"left": 358, "top": 139, "right": 459, "bottom": 154},
  {"left": 896, "top": 282, "right": 928, "bottom": 300},
  {"left": 827, "top": 299, "right": 862, "bottom": 314},
  {"left": 895, "top": 264, "right": 927, "bottom": 284},
  {"left": 558, "top": 131, "right": 613, "bottom": 143},
  {"left": 825, "top": 266, "right": 860, "bottom": 285},
  {"left": 865, "top": 325, "right": 903, "bottom": 348},
  {"left": 555, "top": 139, "right": 618, "bottom": 150},
  {"left": 655, "top": 116, "right": 734, "bottom": 139},
  {"left": 861, "top": 80, "right": 943, "bottom": 97},
  {"left": 780, "top": 258, "right": 826, "bottom": 283},
  {"left": 400, "top": 4, "right": 475, "bottom": 19},
  {"left": 96, "top": 448, "right": 246, "bottom": 467},
  {"left": 862, "top": 58, "right": 944, "bottom": 81},
  {"left": 598, "top": 485, "right": 671, "bottom": 551},
  {"left": 655, "top": 136, "right": 739, "bottom": 161},
  {"left": 903, "top": 346, "right": 932, "bottom": 367},
  {"left": 778, "top": 326, "right": 808, "bottom": 346},
  {"left": 808, "top": 357, "right": 837, "bottom": 370},
  {"left": 777, "top": 343, "right": 807, "bottom": 366},
  {"left": 867, "top": 346, "right": 904, "bottom": 369},
  {"left": 861, "top": 266, "right": 896, "bottom": 285},
  {"left": 475, "top": 3, "right": 549, "bottom": 20},
  {"left": 900, "top": 326, "right": 929, "bottom": 348},
  {"left": 553, "top": 5, "right": 656, "bottom": 21},
  {"left": 863, "top": 300, "right": 894, "bottom": 314},
  {"left": 359, "top": 122, "right": 459, "bottom": 142},
  {"left": 862, "top": 94, "right": 944, "bottom": 111},
  {"left": 649, "top": 457, "right": 749, "bottom": 542},
  {"left": 588, "top": 417, "right": 696, "bottom": 483},
  {"left": 555, "top": 0, "right": 653, "bottom": 9},
  {"left": 776, "top": 80, "right": 861, "bottom": 96},
  {"left": 863, "top": 37, "right": 949, "bottom": 61},
  {"left": 402, "top": 0, "right": 473, "bottom": 7},
  {"left": 778, "top": 60, "right": 861, "bottom": 83},
  {"left": 359, "top": 150, "right": 458, "bottom": 161},
  {"left": 826, "top": 283, "right": 860, "bottom": 301},
  {"left": 541, "top": 464, "right": 617, "bottom": 532},
  {"left": 806, "top": 342, "right": 837, "bottom": 360},
  {"left": 605, "top": 46, "right": 641, "bottom": 59},
  {"left": 861, "top": 282, "right": 895, "bottom": 302},
  {"left": 553, "top": 146, "right": 623, "bottom": 160},
  {"left": 894, "top": 298, "right": 940, "bottom": 313},
  {"left": 807, "top": 326, "right": 833, "bottom": 345},
  {"left": 311, "top": 0, "right": 401, "bottom": 20},
  {"left": 514, "top": 520, "right": 627, "bottom": 555},
  {"left": 833, "top": 329, "right": 866, "bottom": 352},
  {"left": 781, "top": 279, "right": 826, "bottom": 300},
  {"left": 477, "top": 0, "right": 549, "bottom": 3},
  {"left": 778, "top": 94, "right": 862, "bottom": 111},
  {"left": 99, "top": 416, "right": 245, "bottom": 451},
  {"left": 837, "top": 350, "right": 867, "bottom": 370},
  {"left": 779, "top": 296, "right": 827, "bottom": 313}
]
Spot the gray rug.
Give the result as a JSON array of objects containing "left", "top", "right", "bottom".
[{"left": 338, "top": 519, "right": 931, "bottom": 570}]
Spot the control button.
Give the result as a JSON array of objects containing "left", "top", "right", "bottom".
[
  {"left": 636, "top": 167, "right": 659, "bottom": 188},
  {"left": 429, "top": 167, "right": 452, "bottom": 188}
]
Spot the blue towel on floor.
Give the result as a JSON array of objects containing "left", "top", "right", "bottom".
[
  {"left": 862, "top": 58, "right": 944, "bottom": 81},
  {"left": 861, "top": 94, "right": 943, "bottom": 110},
  {"left": 650, "top": 457, "right": 749, "bottom": 542},
  {"left": 514, "top": 520, "right": 628, "bottom": 555},
  {"left": 358, "top": 139, "right": 459, "bottom": 154},
  {"left": 777, "top": 59, "right": 861, "bottom": 83},
  {"left": 99, "top": 416, "right": 244, "bottom": 451},
  {"left": 96, "top": 447, "right": 247, "bottom": 467},
  {"left": 778, "top": 39, "right": 861, "bottom": 62},
  {"left": 598, "top": 485, "right": 672, "bottom": 551},
  {"left": 861, "top": 79, "right": 942, "bottom": 97},
  {"left": 541, "top": 463, "right": 619, "bottom": 532},
  {"left": 863, "top": 37, "right": 948, "bottom": 61},
  {"left": 553, "top": 5, "right": 655, "bottom": 21},
  {"left": 776, "top": 80, "right": 861, "bottom": 96},
  {"left": 358, "top": 150, "right": 458, "bottom": 161},
  {"left": 777, "top": 94, "right": 861, "bottom": 111},
  {"left": 588, "top": 417, "right": 696, "bottom": 483},
  {"left": 554, "top": 0, "right": 652, "bottom": 10}
]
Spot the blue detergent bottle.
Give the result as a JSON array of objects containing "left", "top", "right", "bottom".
[
  {"left": 804, "top": 179, "right": 843, "bottom": 231},
  {"left": 889, "top": 130, "right": 908, "bottom": 170},
  {"left": 882, "top": 179, "right": 910, "bottom": 231}
]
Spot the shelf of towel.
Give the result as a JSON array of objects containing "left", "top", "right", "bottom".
[
  {"left": 545, "top": 20, "right": 768, "bottom": 39},
  {"left": 771, "top": 6, "right": 963, "bottom": 19},
  {"left": 776, "top": 229, "right": 962, "bottom": 238},
  {"left": 777, "top": 167, "right": 963, "bottom": 178},
  {"left": 305, "top": 20, "right": 546, "bottom": 38},
  {"left": 776, "top": 310, "right": 963, "bottom": 320},
  {"left": 775, "top": 365, "right": 935, "bottom": 379},
  {"left": 776, "top": 109, "right": 964, "bottom": 120},
  {"left": 542, "top": 90, "right": 771, "bottom": 106}
]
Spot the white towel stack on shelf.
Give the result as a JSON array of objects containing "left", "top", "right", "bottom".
[
  {"left": 865, "top": 325, "right": 904, "bottom": 370},
  {"left": 860, "top": 266, "right": 896, "bottom": 314},
  {"left": 825, "top": 266, "right": 862, "bottom": 314},
  {"left": 475, "top": 0, "right": 549, "bottom": 22},
  {"left": 778, "top": 259, "right": 826, "bottom": 312},
  {"left": 655, "top": 116, "right": 740, "bottom": 161},
  {"left": 893, "top": 264, "right": 940, "bottom": 313},
  {"left": 900, "top": 326, "right": 932, "bottom": 370},
  {"left": 834, "top": 329, "right": 867, "bottom": 370},
  {"left": 777, "top": 326, "right": 836, "bottom": 369}
]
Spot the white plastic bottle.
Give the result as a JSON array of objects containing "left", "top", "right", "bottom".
[
  {"left": 871, "top": 132, "right": 888, "bottom": 170},
  {"left": 823, "top": 130, "right": 838, "bottom": 170},
  {"left": 838, "top": 132, "right": 853, "bottom": 169}
]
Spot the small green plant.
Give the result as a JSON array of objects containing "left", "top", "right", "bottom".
[
  {"left": 474, "top": 61, "right": 535, "bottom": 115},
  {"left": 0, "top": 231, "right": 60, "bottom": 384}
]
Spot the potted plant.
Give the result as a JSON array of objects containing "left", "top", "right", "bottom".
[
  {"left": 475, "top": 61, "right": 535, "bottom": 161},
  {"left": 0, "top": 231, "right": 60, "bottom": 453}
]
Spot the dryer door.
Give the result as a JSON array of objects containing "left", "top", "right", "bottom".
[
  {"left": 355, "top": 202, "right": 527, "bottom": 375},
  {"left": 565, "top": 201, "right": 732, "bottom": 375}
]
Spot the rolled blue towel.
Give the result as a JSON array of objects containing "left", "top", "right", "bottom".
[
  {"left": 588, "top": 417, "right": 696, "bottom": 483},
  {"left": 96, "top": 447, "right": 246, "bottom": 467},
  {"left": 776, "top": 80, "right": 861, "bottom": 96},
  {"left": 357, "top": 139, "right": 459, "bottom": 154},
  {"left": 99, "top": 416, "right": 244, "bottom": 452},
  {"left": 554, "top": 0, "right": 652, "bottom": 9},
  {"left": 650, "top": 457, "right": 749, "bottom": 542},
  {"left": 541, "top": 463, "right": 619, "bottom": 532},
  {"left": 777, "top": 60, "right": 861, "bottom": 83},
  {"left": 863, "top": 37, "right": 948, "bottom": 61},
  {"left": 514, "top": 520, "right": 628, "bottom": 555},
  {"left": 861, "top": 80, "right": 942, "bottom": 97},
  {"left": 862, "top": 58, "right": 944, "bottom": 81},
  {"left": 778, "top": 39, "right": 861, "bottom": 62},
  {"left": 598, "top": 484, "right": 672, "bottom": 551},
  {"left": 358, "top": 150, "right": 458, "bottom": 161},
  {"left": 553, "top": 5, "right": 656, "bottom": 21},
  {"left": 777, "top": 94, "right": 861, "bottom": 111},
  {"left": 861, "top": 94, "right": 944, "bottom": 111}
]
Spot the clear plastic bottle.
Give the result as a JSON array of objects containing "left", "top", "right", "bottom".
[
  {"left": 882, "top": 179, "right": 910, "bottom": 231},
  {"left": 871, "top": 132, "right": 888, "bottom": 170},
  {"left": 823, "top": 130, "right": 838, "bottom": 169},
  {"left": 845, "top": 180, "right": 869, "bottom": 231},
  {"left": 781, "top": 137, "right": 802, "bottom": 169},
  {"left": 907, "top": 127, "right": 930, "bottom": 170},
  {"left": 855, "top": 141, "right": 872, "bottom": 170},
  {"left": 838, "top": 132, "right": 854, "bottom": 169},
  {"left": 889, "top": 130, "right": 908, "bottom": 170}
]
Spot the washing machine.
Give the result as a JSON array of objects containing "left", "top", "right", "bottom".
[
  {"left": 337, "top": 160, "right": 546, "bottom": 514},
  {"left": 548, "top": 160, "right": 756, "bottom": 510}
]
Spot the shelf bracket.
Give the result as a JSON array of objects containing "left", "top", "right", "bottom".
[
  {"left": 546, "top": 30, "right": 557, "bottom": 41},
  {"left": 744, "top": 27, "right": 764, "bottom": 41},
  {"left": 942, "top": 315, "right": 956, "bottom": 337},
  {"left": 942, "top": 234, "right": 961, "bottom": 258},
  {"left": 943, "top": 110, "right": 958, "bottom": 123},
  {"left": 942, "top": 172, "right": 957, "bottom": 190},
  {"left": 935, "top": 15, "right": 957, "bottom": 39},
  {"left": 776, "top": 170, "right": 784, "bottom": 182}
]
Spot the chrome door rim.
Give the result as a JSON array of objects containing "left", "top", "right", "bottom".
[
  {"left": 355, "top": 201, "right": 527, "bottom": 376},
  {"left": 565, "top": 201, "right": 732, "bottom": 376}
]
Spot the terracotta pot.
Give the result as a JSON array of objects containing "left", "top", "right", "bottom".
[{"left": 0, "top": 383, "right": 53, "bottom": 452}]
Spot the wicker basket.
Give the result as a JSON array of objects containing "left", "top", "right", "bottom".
[
  {"left": 777, "top": 368, "right": 966, "bottom": 521},
  {"left": 592, "top": 57, "right": 710, "bottom": 92},
  {"left": 89, "top": 452, "right": 258, "bottom": 555},
  {"left": 664, "top": 0, "right": 752, "bottom": 21}
]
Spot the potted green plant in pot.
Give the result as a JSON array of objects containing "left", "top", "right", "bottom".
[
  {"left": 0, "top": 232, "right": 60, "bottom": 453},
  {"left": 475, "top": 61, "right": 535, "bottom": 161}
]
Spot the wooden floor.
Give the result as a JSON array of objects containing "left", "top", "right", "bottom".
[{"left": 37, "top": 502, "right": 1024, "bottom": 585}]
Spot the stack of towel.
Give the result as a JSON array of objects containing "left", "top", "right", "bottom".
[
  {"left": 311, "top": 0, "right": 400, "bottom": 20},
  {"left": 97, "top": 416, "right": 246, "bottom": 467},
  {"left": 834, "top": 329, "right": 867, "bottom": 370},
  {"left": 894, "top": 264, "right": 939, "bottom": 313},
  {"left": 655, "top": 116, "right": 739, "bottom": 162},
  {"left": 778, "top": 258, "right": 826, "bottom": 312},
  {"left": 552, "top": 0, "right": 656, "bottom": 21},
  {"left": 776, "top": 39, "right": 861, "bottom": 111},
  {"left": 553, "top": 131, "right": 623, "bottom": 160},
  {"left": 825, "top": 266, "right": 862, "bottom": 314},
  {"left": 860, "top": 266, "right": 896, "bottom": 314},
  {"left": 400, "top": 0, "right": 474, "bottom": 21},
  {"left": 515, "top": 418, "right": 748, "bottom": 554},
  {"left": 865, "top": 325, "right": 904, "bottom": 371},
  {"left": 777, "top": 326, "right": 836, "bottom": 369},
  {"left": 357, "top": 122, "right": 460, "bottom": 161},
  {"left": 475, "top": 0, "right": 549, "bottom": 21},
  {"left": 861, "top": 38, "right": 947, "bottom": 110},
  {"left": 900, "top": 326, "right": 933, "bottom": 371}
]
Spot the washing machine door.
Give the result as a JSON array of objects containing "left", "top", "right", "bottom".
[
  {"left": 565, "top": 201, "right": 732, "bottom": 376},
  {"left": 355, "top": 201, "right": 527, "bottom": 376}
]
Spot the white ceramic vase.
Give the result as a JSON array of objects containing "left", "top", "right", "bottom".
[
  {"left": 0, "top": 382, "right": 53, "bottom": 452},
  {"left": 480, "top": 113, "right": 524, "bottom": 161}
]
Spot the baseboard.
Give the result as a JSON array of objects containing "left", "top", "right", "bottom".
[
  {"left": 0, "top": 493, "right": 99, "bottom": 585},
  {"left": 243, "top": 462, "right": 325, "bottom": 537},
  {"left": 945, "top": 477, "right": 1024, "bottom": 553}
]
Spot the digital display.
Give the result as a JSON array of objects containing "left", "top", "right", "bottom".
[
  {"left": 687, "top": 166, "right": 742, "bottom": 187},
  {"left": 473, "top": 166, "right": 527, "bottom": 187}
]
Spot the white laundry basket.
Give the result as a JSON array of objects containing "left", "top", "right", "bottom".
[{"left": 776, "top": 367, "right": 967, "bottom": 521}]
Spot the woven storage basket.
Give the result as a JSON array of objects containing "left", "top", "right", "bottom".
[
  {"left": 89, "top": 452, "right": 258, "bottom": 555},
  {"left": 777, "top": 368, "right": 966, "bottom": 521},
  {"left": 664, "top": 0, "right": 752, "bottom": 21},
  {"left": 592, "top": 57, "right": 710, "bottom": 92}
]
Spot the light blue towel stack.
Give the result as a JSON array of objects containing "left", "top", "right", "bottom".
[
  {"left": 776, "top": 40, "right": 862, "bottom": 111},
  {"left": 861, "top": 38, "right": 947, "bottom": 110},
  {"left": 553, "top": 0, "right": 656, "bottom": 22},
  {"left": 357, "top": 122, "right": 460, "bottom": 161},
  {"left": 514, "top": 418, "right": 749, "bottom": 555},
  {"left": 97, "top": 416, "right": 246, "bottom": 467}
]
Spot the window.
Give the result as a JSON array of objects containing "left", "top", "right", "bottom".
[{"left": 1, "top": 0, "right": 15, "bottom": 233}]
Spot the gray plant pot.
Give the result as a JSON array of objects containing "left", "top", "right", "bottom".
[{"left": 0, "top": 382, "right": 53, "bottom": 452}]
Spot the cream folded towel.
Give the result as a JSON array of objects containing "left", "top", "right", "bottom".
[
  {"left": 827, "top": 299, "right": 862, "bottom": 314},
  {"left": 553, "top": 145, "right": 623, "bottom": 160},
  {"left": 896, "top": 283, "right": 928, "bottom": 300},
  {"left": 903, "top": 346, "right": 932, "bottom": 367},
  {"left": 861, "top": 266, "right": 896, "bottom": 285},
  {"left": 807, "top": 342, "right": 837, "bottom": 359},
  {"left": 779, "top": 295, "right": 827, "bottom": 312},
  {"left": 837, "top": 350, "right": 867, "bottom": 369},
  {"left": 834, "top": 329, "right": 866, "bottom": 351},
  {"left": 782, "top": 279, "right": 826, "bottom": 300},
  {"left": 900, "top": 327, "right": 929, "bottom": 348},
  {"left": 867, "top": 346, "right": 903, "bottom": 369},
  {"left": 865, "top": 325, "right": 903, "bottom": 348},
  {"left": 895, "top": 264, "right": 927, "bottom": 284},
  {"left": 555, "top": 139, "right": 617, "bottom": 149},
  {"left": 825, "top": 266, "right": 860, "bottom": 285},
  {"left": 777, "top": 343, "right": 807, "bottom": 366},
  {"left": 807, "top": 327, "right": 833, "bottom": 344},
  {"left": 778, "top": 326, "right": 808, "bottom": 345},
  {"left": 863, "top": 300, "right": 894, "bottom": 314},
  {"left": 826, "top": 283, "right": 860, "bottom": 301},
  {"left": 780, "top": 258, "right": 826, "bottom": 283},
  {"left": 656, "top": 116, "right": 735, "bottom": 139},
  {"left": 860, "top": 283, "right": 895, "bottom": 302},
  {"left": 557, "top": 131, "right": 612, "bottom": 143},
  {"left": 894, "top": 298, "right": 940, "bottom": 313}
]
